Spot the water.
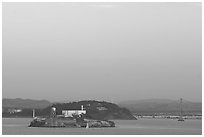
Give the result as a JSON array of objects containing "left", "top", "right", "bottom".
[{"left": 2, "top": 118, "right": 202, "bottom": 135}]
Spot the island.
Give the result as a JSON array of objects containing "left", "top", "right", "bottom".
[{"left": 28, "top": 100, "right": 136, "bottom": 128}]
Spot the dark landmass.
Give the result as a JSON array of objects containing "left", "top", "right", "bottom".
[
  {"left": 3, "top": 98, "right": 51, "bottom": 109},
  {"left": 3, "top": 100, "right": 136, "bottom": 120},
  {"left": 118, "top": 99, "right": 202, "bottom": 115},
  {"left": 29, "top": 116, "right": 116, "bottom": 128},
  {"left": 50, "top": 100, "right": 136, "bottom": 120}
]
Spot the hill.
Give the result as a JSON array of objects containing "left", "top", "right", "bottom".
[
  {"left": 2, "top": 98, "right": 51, "bottom": 109},
  {"left": 118, "top": 99, "right": 202, "bottom": 115},
  {"left": 42, "top": 100, "right": 136, "bottom": 120}
]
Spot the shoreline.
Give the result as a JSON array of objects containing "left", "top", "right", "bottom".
[{"left": 2, "top": 117, "right": 202, "bottom": 120}]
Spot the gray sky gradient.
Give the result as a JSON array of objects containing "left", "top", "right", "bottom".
[{"left": 3, "top": 2, "right": 202, "bottom": 102}]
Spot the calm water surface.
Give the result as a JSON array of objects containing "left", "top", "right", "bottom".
[{"left": 2, "top": 118, "right": 202, "bottom": 135}]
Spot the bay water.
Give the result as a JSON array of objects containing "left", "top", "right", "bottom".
[{"left": 2, "top": 118, "right": 202, "bottom": 135}]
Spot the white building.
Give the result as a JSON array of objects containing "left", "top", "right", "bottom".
[{"left": 62, "top": 105, "right": 86, "bottom": 117}]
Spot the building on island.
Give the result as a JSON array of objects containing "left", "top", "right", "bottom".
[{"left": 62, "top": 105, "right": 86, "bottom": 117}]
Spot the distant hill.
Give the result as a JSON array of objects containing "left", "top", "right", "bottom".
[
  {"left": 118, "top": 99, "right": 202, "bottom": 115},
  {"left": 2, "top": 98, "right": 51, "bottom": 109}
]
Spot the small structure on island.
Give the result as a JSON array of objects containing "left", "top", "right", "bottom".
[
  {"left": 32, "top": 109, "right": 35, "bottom": 118},
  {"left": 178, "top": 98, "right": 185, "bottom": 122},
  {"left": 62, "top": 105, "right": 86, "bottom": 117}
]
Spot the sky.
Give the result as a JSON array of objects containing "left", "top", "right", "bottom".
[{"left": 3, "top": 2, "right": 202, "bottom": 102}]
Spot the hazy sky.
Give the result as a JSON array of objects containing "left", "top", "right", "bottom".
[{"left": 3, "top": 2, "right": 202, "bottom": 102}]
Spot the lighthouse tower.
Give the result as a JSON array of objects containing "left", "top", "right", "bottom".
[
  {"left": 51, "top": 106, "right": 56, "bottom": 118},
  {"left": 50, "top": 106, "right": 57, "bottom": 127}
]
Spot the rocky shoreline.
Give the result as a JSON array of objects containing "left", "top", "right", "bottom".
[{"left": 29, "top": 117, "right": 115, "bottom": 128}]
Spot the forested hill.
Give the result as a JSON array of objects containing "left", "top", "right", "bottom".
[{"left": 43, "top": 100, "right": 136, "bottom": 120}]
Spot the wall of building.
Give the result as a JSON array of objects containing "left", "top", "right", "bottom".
[{"left": 62, "top": 110, "right": 86, "bottom": 117}]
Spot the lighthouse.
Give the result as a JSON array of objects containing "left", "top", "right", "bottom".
[{"left": 51, "top": 106, "right": 56, "bottom": 118}]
